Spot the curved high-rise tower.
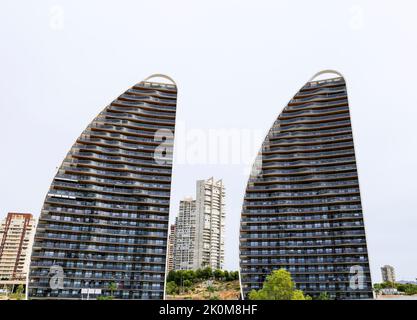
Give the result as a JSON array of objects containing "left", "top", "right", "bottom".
[
  {"left": 29, "top": 74, "right": 177, "bottom": 300},
  {"left": 239, "top": 70, "right": 373, "bottom": 299}
]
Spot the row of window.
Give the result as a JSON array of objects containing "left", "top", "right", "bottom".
[
  {"left": 45, "top": 205, "right": 168, "bottom": 221},
  {"left": 242, "top": 246, "right": 367, "bottom": 255},
  {"left": 34, "top": 241, "right": 165, "bottom": 254},
  {"left": 36, "top": 232, "right": 167, "bottom": 245}
]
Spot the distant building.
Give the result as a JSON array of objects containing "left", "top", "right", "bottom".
[
  {"left": 167, "top": 224, "right": 176, "bottom": 272},
  {"left": 381, "top": 265, "right": 396, "bottom": 283},
  {"left": 0, "top": 212, "right": 36, "bottom": 286},
  {"left": 173, "top": 197, "right": 196, "bottom": 270},
  {"left": 172, "top": 178, "right": 226, "bottom": 271},
  {"left": 194, "top": 178, "right": 225, "bottom": 270}
]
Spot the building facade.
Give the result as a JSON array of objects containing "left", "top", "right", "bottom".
[
  {"left": 381, "top": 265, "right": 396, "bottom": 283},
  {"left": 239, "top": 70, "right": 373, "bottom": 299},
  {"left": 0, "top": 212, "right": 36, "bottom": 286},
  {"left": 166, "top": 224, "right": 176, "bottom": 272},
  {"left": 28, "top": 74, "right": 178, "bottom": 299},
  {"left": 173, "top": 198, "right": 196, "bottom": 270},
  {"left": 193, "top": 178, "right": 225, "bottom": 270},
  {"left": 171, "top": 178, "right": 226, "bottom": 271}
]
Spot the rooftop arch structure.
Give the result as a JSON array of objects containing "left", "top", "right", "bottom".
[
  {"left": 308, "top": 69, "right": 345, "bottom": 82},
  {"left": 143, "top": 74, "right": 177, "bottom": 86}
]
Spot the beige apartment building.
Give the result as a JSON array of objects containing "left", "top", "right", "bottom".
[{"left": 0, "top": 212, "right": 36, "bottom": 286}]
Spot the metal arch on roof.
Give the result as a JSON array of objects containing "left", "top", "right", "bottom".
[
  {"left": 143, "top": 74, "right": 177, "bottom": 86},
  {"left": 308, "top": 70, "right": 344, "bottom": 82}
]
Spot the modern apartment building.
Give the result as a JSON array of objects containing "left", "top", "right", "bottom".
[
  {"left": 173, "top": 198, "right": 196, "bottom": 270},
  {"left": 28, "top": 74, "right": 178, "bottom": 300},
  {"left": 0, "top": 212, "right": 36, "bottom": 286},
  {"left": 166, "top": 224, "right": 176, "bottom": 272},
  {"left": 381, "top": 265, "right": 396, "bottom": 283},
  {"left": 171, "top": 178, "right": 226, "bottom": 271},
  {"left": 239, "top": 70, "right": 373, "bottom": 299},
  {"left": 193, "top": 178, "right": 225, "bottom": 270}
]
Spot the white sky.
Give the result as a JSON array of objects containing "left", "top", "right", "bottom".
[{"left": 1, "top": 0, "right": 416, "bottom": 283}]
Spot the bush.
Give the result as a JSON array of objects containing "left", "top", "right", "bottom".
[
  {"left": 397, "top": 283, "right": 417, "bottom": 295},
  {"left": 374, "top": 282, "right": 417, "bottom": 296},
  {"left": 166, "top": 281, "right": 179, "bottom": 295},
  {"left": 317, "top": 292, "right": 331, "bottom": 300},
  {"left": 167, "top": 268, "right": 239, "bottom": 285},
  {"left": 183, "top": 279, "right": 193, "bottom": 287}
]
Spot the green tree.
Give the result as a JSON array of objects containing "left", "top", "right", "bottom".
[
  {"left": 9, "top": 284, "right": 25, "bottom": 300},
  {"left": 248, "top": 289, "right": 267, "bottom": 300},
  {"left": 231, "top": 271, "right": 239, "bottom": 280},
  {"left": 202, "top": 267, "right": 213, "bottom": 279},
  {"left": 376, "top": 281, "right": 396, "bottom": 289},
  {"left": 248, "top": 269, "right": 309, "bottom": 300},
  {"left": 373, "top": 283, "right": 383, "bottom": 295},
  {"left": 166, "top": 281, "right": 179, "bottom": 296},
  {"left": 183, "top": 270, "right": 196, "bottom": 282},
  {"left": 195, "top": 268, "right": 204, "bottom": 280},
  {"left": 292, "top": 290, "right": 311, "bottom": 300},
  {"left": 397, "top": 283, "right": 417, "bottom": 295},
  {"left": 317, "top": 292, "right": 330, "bottom": 300},
  {"left": 372, "top": 281, "right": 417, "bottom": 296},
  {"left": 16, "top": 284, "right": 24, "bottom": 295},
  {"left": 214, "top": 269, "right": 224, "bottom": 280},
  {"left": 183, "top": 279, "right": 193, "bottom": 287},
  {"left": 167, "top": 270, "right": 176, "bottom": 283},
  {"left": 108, "top": 282, "right": 117, "bottom": 298}
]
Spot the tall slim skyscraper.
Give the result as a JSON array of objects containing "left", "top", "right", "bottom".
[
  {"left": 194, "top": 178, "right": 225, "bottom": 270},
  {"left": 166, "top": 224, "right": 176, "bottom": 272},
  {"left": 29, "top": 74, "right": 178, "bottom": 300},
  {"left": 381, "top": 265, "right": 396, "bottom": 283},
  {"left": 0, "top": 212, "right": 36, "bottom": 286},
  {"left": 239, "top": 70, "right": 373, "bottom": 299},
  {"left": 173, "top": 198, "right": 196, "bottom": 271}
]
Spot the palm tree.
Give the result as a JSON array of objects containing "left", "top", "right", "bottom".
[
  {"left": 108, "top": 282, "right": 118, "bottom": 299},
  {"left": 15, "top": 284, "right": 24, "bottom": 300}
]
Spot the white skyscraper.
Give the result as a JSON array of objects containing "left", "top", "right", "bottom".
[
  {"left": 381, "top": 265, "right": 396, "bottom": 283},
  {"left": 173, "top": 197, "right": 196, "bottom": 270},
  {"left": 173, "top": 178, "right": 225, "bottom": 271},
  {"left": 193, "top": 178, "right": 225, "bottom": 270}
]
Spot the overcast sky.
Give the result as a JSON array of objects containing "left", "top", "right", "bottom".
[{"left": 1, "top": 0, "right": 416, "bottom": 282}]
